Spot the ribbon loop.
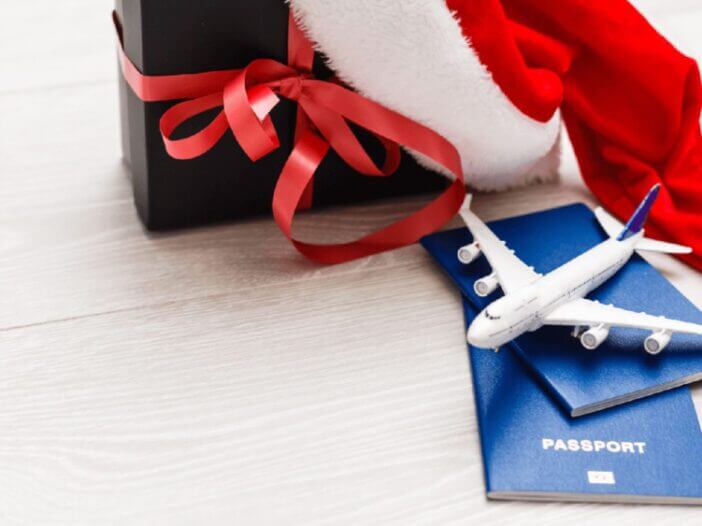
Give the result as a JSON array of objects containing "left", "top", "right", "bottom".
[
  {"left": 222, "top": 67, "right": 284, "bottom": 162},
  {"left": 159, "top": 94, "right": 229, "bottom": 160}
]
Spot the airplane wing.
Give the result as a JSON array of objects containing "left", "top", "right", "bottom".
[
  {"left": 544, "top": 298, "right": 702, "bottom": 336},
  {"left": 459, "top": 200, "right": 541, "bottom": 293}
]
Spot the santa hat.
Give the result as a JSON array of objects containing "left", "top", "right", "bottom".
[{"left": 289, "top": 0, "right": 702, "bottom": 269}]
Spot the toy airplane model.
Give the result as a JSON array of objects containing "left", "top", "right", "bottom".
[{"left": 460, "top": 184, "right": 702, "bottom": 354}]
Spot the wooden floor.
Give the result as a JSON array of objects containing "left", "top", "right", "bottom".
[{"left": 1, "top": 1, "right": 701, "bottom": 524}]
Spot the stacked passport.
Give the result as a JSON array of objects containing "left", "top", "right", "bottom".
[{"left": 421, "top": 204, "right": 702, "bottom": 504}]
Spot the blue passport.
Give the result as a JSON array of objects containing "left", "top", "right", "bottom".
[
  {"left": 421, "top": 204, "right": 702, "bottom": 416},
  {"left": 462, "top": 297, "right": 702, "bottom": 503}
]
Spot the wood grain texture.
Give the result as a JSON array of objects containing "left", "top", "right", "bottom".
[{"left": 0, "top": 1, "right": 701, "bottom": 524}]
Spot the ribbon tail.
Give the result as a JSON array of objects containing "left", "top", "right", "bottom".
[
  {"left": 288, "top": 12, "right": 316, "bottom": 210},
  {"left": 294, "top": 108, "right": 315, "bottom": 210},
  {"left": 272, "top": 130, "right": 329, "bottom": 241},
  {"left": 273, "top": 132, "right": 466, "bottom": 265}
]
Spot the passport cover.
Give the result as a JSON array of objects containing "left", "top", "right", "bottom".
[
  {"left": 463, "top": 297, "right": 702, "bottom": 503},
  {"left": 421, "top": 204, "right": 702, "bottom": 416}
]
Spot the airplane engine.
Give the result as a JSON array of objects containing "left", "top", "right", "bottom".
[
  {"left": 580, "top": 324, "right": 609, "bottom": 350},
  {"left": 644, "top": 331, "right": 671, "bottom": 355},
  {"left": 457, "top": 242, "right": 481, "bottom": 264},
  {"left": 474, "top": 273, "right": 499, "bottom": 297}
]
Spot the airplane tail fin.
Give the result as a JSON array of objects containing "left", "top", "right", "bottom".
[
  {"left": 616, "top": 184, "right": 660, "bottom": 241},
  {"left": 593, "top": 185, "right": 692, "bottom": 254}
]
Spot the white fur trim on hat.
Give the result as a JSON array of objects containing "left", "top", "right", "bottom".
[{"left": 289, "top": 0, "right": 561, "bottom": 191}]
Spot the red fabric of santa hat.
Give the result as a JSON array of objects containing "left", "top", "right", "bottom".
[{"left": 289, "top": 0, "right": 702, "bottom": 270}]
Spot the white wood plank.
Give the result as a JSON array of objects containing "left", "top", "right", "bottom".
[
  {"left": 0, "top": 82, "right": 127, "bottom": 219},
  {"left": 0, "top": 0, "right": 117, "bottom": 93},
  {"left": 1, "top": 267, "right": 701, "bottom": 525},
  {"left": 0, "top": 174, "right": 591, "bottom": 331}
]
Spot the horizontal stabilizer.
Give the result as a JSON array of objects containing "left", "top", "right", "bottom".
[
  {"left": 594, "top": 207, "right": 622, "bottom": 238},
  {"left": 635, "top": 238, "right": 692, "bottom": 254},
  {"left": 595, "top": 206, "right": 692, "bottom": 254}
]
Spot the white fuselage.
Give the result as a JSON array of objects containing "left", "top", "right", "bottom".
[{"left": 466, "top": 235, "right": 640, "bottom": 349}]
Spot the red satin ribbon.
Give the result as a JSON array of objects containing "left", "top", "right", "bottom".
[{"left": 115, "top": 12, "right": 466, "bottom": 264}]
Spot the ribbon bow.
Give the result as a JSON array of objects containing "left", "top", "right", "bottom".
[{"left": 115, "top": 12, "right": 466, "bottom": 264}]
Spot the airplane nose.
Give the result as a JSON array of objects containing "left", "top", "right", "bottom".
[{"left": 467, "top": 318, "right": 490, "bottom": 348}]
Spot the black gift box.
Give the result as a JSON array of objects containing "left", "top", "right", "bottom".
[{"left": 115, "top": 0, "right": 444, "bottom": 230}]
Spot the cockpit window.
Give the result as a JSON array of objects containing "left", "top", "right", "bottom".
[{"left": 484, "top": 309, "right": 501, "bottom": 321}]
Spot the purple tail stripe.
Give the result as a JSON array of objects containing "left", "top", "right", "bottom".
[{"left": 617, "top": 184, "right": 660, "bottom": 241}]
